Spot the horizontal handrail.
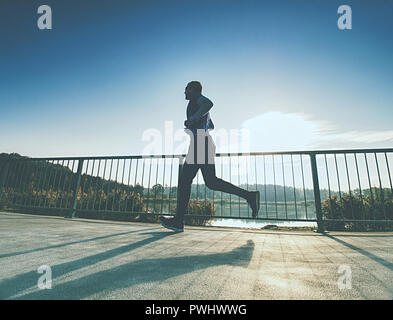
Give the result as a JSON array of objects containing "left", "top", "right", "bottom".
[{"left": 2, "top": 148, "right": 393, "bottom": 162}]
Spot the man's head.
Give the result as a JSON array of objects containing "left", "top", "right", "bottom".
[{"left": 185, "top": 81, "right": 202, "bottom": 100}]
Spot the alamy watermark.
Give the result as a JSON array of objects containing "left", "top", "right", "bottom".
[
  {"left": 337, "top": 264, "right": 352, "bottom": 290},
  {"left": 36, "top": 4, "right": 352, "bottom": 31},
  {"left": 337, "top": 5, "right": 352, "bottom": 30},
  {"left": 37, "top": 265, "right": 52, "bottom": 289},
  {"left": 141, "top": 121, "right": 251, "bottom": 169}
]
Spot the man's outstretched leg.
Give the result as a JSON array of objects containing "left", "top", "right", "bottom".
[
  {"left": 160, "top": 161, "right": 199, "bottom": 232},
  {"left": 200, "top": 164, "right": 260, "bottom": 218}
]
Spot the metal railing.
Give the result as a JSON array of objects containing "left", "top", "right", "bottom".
[{"left": 1, "top": 148, "right": 392, "bottom": 231}]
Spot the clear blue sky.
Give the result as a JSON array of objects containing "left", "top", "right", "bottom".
[{"left": 1, "top": 0, "right": 392, "bottom": 157}]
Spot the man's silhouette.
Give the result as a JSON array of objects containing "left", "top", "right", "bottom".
[{"left": 160, "top": 81, "right": 260, "bottom": 232}]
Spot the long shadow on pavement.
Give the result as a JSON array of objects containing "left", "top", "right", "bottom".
[
  {"left": 0, "top": 226, "right": 162, "bottom": 259},
  {"left": 324, "top": 233, "right": 393, "bottom": 271},
  {"left": 10, "top": 239, "right": 255, "bottom": 299},
  {"left": 0, "top": 230, "right": 174, "bottom": 299}
]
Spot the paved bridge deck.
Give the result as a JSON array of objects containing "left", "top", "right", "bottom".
[{"left": 0, "top": 212, "right": 392, "bottom": 300}]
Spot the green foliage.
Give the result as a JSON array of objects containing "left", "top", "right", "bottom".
[{"left": 321, "top": 188, "right": 393, "bottom": 231}]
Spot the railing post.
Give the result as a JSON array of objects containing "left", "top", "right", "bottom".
[
  {"left": 67, "top": 159, "right": 84, "bottom": 218},
  {"left": 310, "top": 153, "right": 324, "bottom": 233}
]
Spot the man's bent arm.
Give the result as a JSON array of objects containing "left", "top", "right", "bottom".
[{"left": 189, "top": 95, "right": 213, "bottom": 122}]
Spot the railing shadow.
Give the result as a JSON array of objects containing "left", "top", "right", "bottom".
[
  {"left": 0, "top": 226, "right": 162, "bottom": 259},
  {"left": 4, "top": 238, "right": 255, "bottom": 300},
  {"left": 0, "top": 231, "right": 174, "bottom": 299},
  {"left": 324, "top": 233, "right": 393, "bottom": 271}
]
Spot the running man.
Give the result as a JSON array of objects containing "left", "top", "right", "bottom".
[{"left": 160, "top": 81, "right": 260, "bottom": 232}]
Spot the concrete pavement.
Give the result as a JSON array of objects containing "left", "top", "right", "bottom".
[{"left": 0, "top": 211, "right": 392, "bottom": 299}]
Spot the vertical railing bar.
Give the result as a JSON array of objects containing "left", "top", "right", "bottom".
[
  {"left": 50, "top": 160, "right": 61, "bottom": 208},
  {"left": 246, "top": 155, "right": 250, "bottom": 217},
  {"left": 254, "top": 155, "right": 258, "bottom": 219},
  {"left": 334, "top": 154, "right": 343, "bottom": 218},
  {"left": 160, "top": 157, "right": 166, "bottom": 214},
  {"left": 109, "top": 159, "right": 117, "bottom": 212},
  {"left": 364, "top": 153, "right": 375, "bottom": 220},
  {"left": 168, "top": 157, "right": 173, "bottom": 214},
  {"left": 123, "top": 158, "right": 132, "bottom": 212},
  {"left": 66, "top": 160, "right": 76, "bottom": 209},
  {"left": 8, "top": 161, "right": 20, "bottom": 205},
  {"left": 384, "top": 152, "right": 393, "bottom": 197},
  {"left": 212, "top": 159, "right": 215, "bottom": 215},
  {"left": 111, "top": 159, "right": 120, "bottom": 212},
  {"left": 48, "top": 160, "right": 59, "bottom": 208},
  {"left": 44, "top": 160, "right": 56, "bottom": 208},
  {"left": 47, "top": 160, "right": 58, "bottom": 208},
  {"left": 374, "top": 153, "right": 387, "bottom": 220},
  {"left": 153, "top": 158, "right": 159, "bottom": 213},
  {"left": 5, "top": 160, "right": 15, "bottom": 204},
  {"left": 324, "top": 154, "right": 333, "bottom": 219},
  {"left": 121, "top": 159, "right": 126, "bottom": 185},
  {"left": 15, "top": 160, "right": 28, "bottom": 205},
  {"left": 81, "top": 159, "right": 90, "bottom": 210},
  {"left": 59, "top": 160, "right": 70, "bottom": 209},
  {"left": 119, "top": 159, "right": 126, "bottom": 212},
  {"left": 272, "top": 155, "right": 278, "bottom": 219},
  {"left": 15, "top": 161, "right": 25, "bottom": 206},
  {"left": 30, "top": 161, "right": 40, "bottom": 207},
  {"left": 131, "top": 158, "right": 139, "bottom": 213},
  {"left": 354, "top": 153, "right": 365, "bottom": 222},
  {"left": 26, "top": 160, "right": 38, "bottom": 208},
  {"left": 29, "top": 161, "right": 39, "bottom": 207},
  {"left": 177, "top": 157, "right": 184, "bottom": 216},
  {"left": 70, "top": 159, "right": 84, "bottom": 218},
  {"left": 146, "top": 158, "right": 153, "bottom": 213},
  {"left": 263, "top": 155, "right": 268, "bottom": 218},
  {"left": 281, "top": 154, "right": 288, "bottom": 220},
  {"left": 11, "top": 160, "right": 21, "bottom": 205},
  {"left": 56, "top": 160, "right": 65, "bottom": 208},
  {"left": 204, "top": 165, "right": 207, "bottom": 212},
  {"left": 238, "top": 154, "right": 241, "bottom": 218},
  {"left": 49, "top": 160, "right": 63, "bottom": 209},
  {"left": 140, "top": 158, "right": 146, "bottom": 212},
  {"left": 104, "top": 159, "right": 113, "bottom": 211},
  {"left": 21, "top": 161, "right": 34, "bottom": 207},
  {"left": 37, "top": 160, "right": 49, "bottom": 208},
  {"left": 19, "top": 160, "right": 30, "bottom": 207},
  {"left": 344, "top": 153, "right": 355, "bottom": 220},
  {"left": 86, "top": 159, "right": 95, "bottom": 211},
  {"left": 196, "top": 167, "right": 199, "bottom": 201},
  {"left": 221, "top": 157, "right": 223, "bottom": 216},
  {"left": 43, "top": 160, "right": 55, "bottom": 208},
  {"left": 0, "top": 161, "right": 10, "bottom": 206},
  {"left": 92, "top": 159, "right": 102, "bottom": 211},
  {"left": 212, "top": 165, "right": 215, "bottom": 215},
  {"left": 54, "top": 160, "right": 65, "bottom": 208},
  {"left": 310, "top": 153, "right": 324, "bottom": 232},
  {"left": 300, "top": 154, "right": 308, "bottom": 219},
  {"left": 38, "top": 161, "right": 50, "bottom": 207},
  {"left": 0, "top": 160, "right": 3, "bottom": 201},
  {"left": 79, "top": 159, "right": 89, "bottom": 210},
  {"left": 1, "top": 161, "right": 12, "bottom": 206},
  {"left": 98, "top": 159, "right": 107, "bottom": 211},
  {"left": 291, "top": 154, "right": 298, "bottom": 219},
  {"left": 59, "top": 160, "right": 70, "bottom": 210},
  {"left": 229, "top": 155, "right": 232, "bottom": 217}
]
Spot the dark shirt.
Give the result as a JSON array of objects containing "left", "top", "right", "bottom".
[{"left": 186, "top": 95, "right": 214, "bottom": 136}]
